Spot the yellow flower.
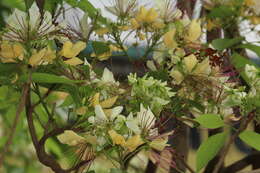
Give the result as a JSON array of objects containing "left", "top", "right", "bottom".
[
  {"left": 108, "top": 130, "right": 126, "bottom": 146},
  {"left": 100, "top": 96, "right": 118, "bottom": 108},
  {"left": 91, "top": 92, "right": 119, "bottom": 117},
  {"left": 130, "top": 18, "right": 140, "bottom": 29},
  {"left": 163, "top": 29, "right": 177, "bottom": 49},
  {"left": 109, "top": 130, "right": 144, "bottom": 152},
  {"left": 95, "top": 28, "right": 109, "bottom": 36},
  {"left": 0, "top": 42, "right": 24, "bottom": 62},
  {"left": 152, "top": 20, "right": 165, "bottom": 29},
  {"left": 29, "top": 47, "right": 56, "bottom": 67},
  {"left": 125, "top": 135, "right": 144, "bottom": 152},
  {"left": 136, "top": 6, "right": 159, "bottom": 23},
  {"left": 185, "top": 19, "right": 201, "bottom": 42},
  {"left": 170, "top": 69, "right": 184, "bottom": 85},
  {"left": 193, "top": 58, "right": 211, "bottom": 76},
  {"left": 183, "top": 54, "right": 198, "bottom": 73},
  {"left": 57, "top": 130, "right": 85, "bottom": 146},
  {"left": 60, "top": 41, "right": 86, "bottom": 66}
]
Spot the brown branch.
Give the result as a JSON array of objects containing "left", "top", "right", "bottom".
[
  {"left": 26, "top": 86, "right": 91, "bottom": 173},
  {"left": 212, "top": 112, "right": 255, "bottom": 173},
  {"left": 223, "top": 152, "right": 260, "bottom": 173},
  {"left": 0, "top": 83, "right": 30, "bottom": 167}
]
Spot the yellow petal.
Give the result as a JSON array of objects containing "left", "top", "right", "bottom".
[
  {"left": 64, "top": 57, "right": 83, "bottom": 66},
  {"left": 42, "top": 48, "right": 56, "bottom": 62},
  {"left": 95, "top": 28, "right": 109, "bottom": 36},
  {"left": 185, "top": 19, "right": 201, "bottom": 42},
  {"left": 76, "top": 106, "right": 87, "bottom": 115},
  {"left": 183, "top": 54, "right": 198, "bottom": 73},
  {"left": 145, "top": 8, "right": 158, "bottom": 23},
  {"left": 13, "top": 44, "right": 24, "bottom": 58},
  {"left": 84, "top": 135, "right": 98, "bottom": 145},
  {"left": 150, "top": 138, "right": 169, "bottom": 151},
  {"left": 152, "top": 21, "right": 165, "bottom": 29},
  {"left": 125, "top": 135, "right": 144, "bottom": 152},
  {"left": 170, "top": 69, "right": 184, "bottom": 85},
  {"left": 103, "top": 108, "right": 112, "bottom": 117},
  {"left": 29, "top": 48, "right": 46, "bottom": 67},
  {"left": 130, "top": 18, "right": 140, "bottom": 29},
  {"left": 100, "top": 96, "right": 118, "bottom": 108},
  {"left": 108, "top": 130, "right": 126, "bottom": 146},
  {"left": 163, "top": 29, "right": 177, "bottom": 49},
  {"left": 71, "top": 41, "right": 86, "bottom": 57},
  {"left": 60, "top": 41, "right": 74, "bottom": 58},
  {"left": 57, "top": 130, "right": 85, "bottom": 146},
  {"left": 60, "top": 41, "right": 86, "bottom": 58},
  {"left": 0, "top": 43, "right": 14, "bottom": 59},
  {"left": 92, "top": 93, "right": 100, "bottom": 107},
  {"left": 136, "top": 6, "right": 148, "bottom": 22},
  {"left": 193, "top": 58, "right": 211, "bottom": 75}
]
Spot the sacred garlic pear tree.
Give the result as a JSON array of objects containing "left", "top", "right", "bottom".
[{"left": 0, "top": 0, "right": 259, "bottom": 173}]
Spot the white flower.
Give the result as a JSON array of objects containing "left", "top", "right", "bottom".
[
  {"left": 105, "top": 0, "right": 138, "bottom": 18},
  {"left": 3, "top": 3, "right": 62, "bottom": 42},
  {"left": 95, "top": 68, "right": 119, "bottom": 86},
  {"left": 155, "top": 0, "right": 182, "bottom": 22},
  {"left": 67, "top": 13, "right": 92, "bottom": 40},
  {"left": 137, "top": 104, "right": 156, "bottom": 131},
  {"left": 88, "top": 105, "right": 123, "bottom": 124},
  {"left": 126, "top": 113, "right": 141, "bottom": 134}
]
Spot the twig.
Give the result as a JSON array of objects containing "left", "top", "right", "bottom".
[{"left": 0, "top": 82, "right": 30, "bottom": 167}]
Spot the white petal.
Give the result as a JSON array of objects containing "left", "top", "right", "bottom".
[
  {"left": 95, "top": 105, "right": 108, "bottom": 123},
  {"left": 29, "top": 3, "right": 41, "bottom": 28}
]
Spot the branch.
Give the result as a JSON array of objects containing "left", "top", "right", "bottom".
[
  {"left": 26, "top": 85, "right": 91, "bottom": 173},
  {"left": 223, "top": 152, "right": 260, "bottom": 173},
  {"left": 0, "top": 83, "right": 30, "bottom": 167},
  {"left": 212, "top": 112, "right": 255, "bottom": 173}
]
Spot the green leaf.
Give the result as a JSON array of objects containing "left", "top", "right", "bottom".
[
  {"left": 239, "top": 130, "right": 260, "bottom": 151},
  {"left": 212, "top": 37, "right": 244, "bottom": 51},
  {"left": 44, "top": 0, "right": 63, "bottom": 13},
  {"left": 85, "top": 171, "right": 95, "bottom": 173},
  {"left": 20, "top": 73, "right": 83, "bottom": 84},
  {"left": 208, "top": 5, "right": 235, "bottom": 19},
  {"left": 196, "top": 132, "right": 226, "bottom": 172},
  {"left": 0, "top": 63, "right": 20, "bottom": 75},
  {"left": 238, "top": 44, "right": 260, "bottom": 58},
  {"left": 195, "top": 114, "right": 224, "bottom": 129},
  {"left": 110, "top": 168, "right": 126, "bottom": 173},
  {"left": 46, "top": 138, "right": 63, "bottom": 157},
  {"left": 1, "top": 0, "right": 25, "bottom": 11},
  {"left": 92, "top": 41, "right": 110, "bottom": 55}
]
